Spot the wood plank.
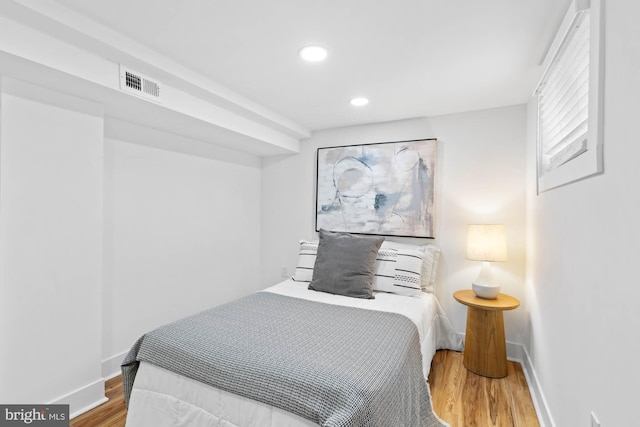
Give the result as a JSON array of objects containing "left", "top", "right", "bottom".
[
  {"left": 428, "top": 350, "right": 540, "bottom": 427},
  {"left": 506, "top": 362, "right": 541, "bottom": 427},
  {"left": 70, "top": 376, "right": 126, "bottom": 427},
  {"left": 429, "top": 350, "right": 465, "bottom": 422}
]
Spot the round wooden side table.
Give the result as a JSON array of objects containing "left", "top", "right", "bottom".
[{"left": 453, "top": 289, "right": 520, "bottom": 378}]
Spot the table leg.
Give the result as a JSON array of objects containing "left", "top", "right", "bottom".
[{"left": 463, "top": 306, "right": 508, "bottom": 378}]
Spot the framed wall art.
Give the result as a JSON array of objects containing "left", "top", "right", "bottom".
[{"left": 316, "top": 138, "right": 437, "bottom": 238}]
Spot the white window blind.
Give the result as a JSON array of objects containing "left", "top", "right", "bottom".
[
  {"left": 535, "top": 0, "right": 603, "bottom": 193},
  {"left": 538, "top": 11, "right": 590, "bottom": 173}
]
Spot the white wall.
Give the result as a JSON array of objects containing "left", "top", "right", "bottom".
[
  {"left": 0, "top": 79, "right": 105, "bottom": 413},
  {"left": 525, "top": 2, "right": 640, "bottom": 425},
  {"left": 102, "top": 123, "right": 263, "bottom": 373},
  {"left": 0, "top": 76, "right": 263, "bottom": 415},
  {"left": 0, "top": 10, "right": 303, "bottom": 155},
  {"left": 262, "top": 106, "right": 527, "bottom": 342}
]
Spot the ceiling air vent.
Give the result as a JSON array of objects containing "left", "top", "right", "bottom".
[{"left": 119, "top": 65, "right": 162, "bottom": 103}]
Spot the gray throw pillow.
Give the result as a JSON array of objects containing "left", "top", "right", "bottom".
[{"left": 308, "top": 230, "right": 384, "bottom": 299}]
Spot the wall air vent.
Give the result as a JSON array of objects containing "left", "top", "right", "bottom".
[{"left": 119, "top": 65, "right": 162, "bottom": 103}]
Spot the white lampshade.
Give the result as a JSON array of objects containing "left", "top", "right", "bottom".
[
  {"left": 466, "top": 224, "right": 508, "bottom": 262},
  {"left": 466, "top": 224, "right": 507, "bottom": 299}
]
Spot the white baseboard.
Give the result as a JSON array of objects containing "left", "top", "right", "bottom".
[
  {"left": 506, "top": 341, "right": 555, "bottom": 427},
  {"left": 51, "top": 350, "right": 128, "bottom": 420},
  {"left": 102, "top": 350, "right": 128, "bottom": 380},
  {"left": 50, "top": 378, "right": 107, "bottom": 419}
]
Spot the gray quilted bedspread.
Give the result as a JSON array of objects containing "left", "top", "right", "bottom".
[{"left": 122, "top": 292, "right": 445, "bottom": 427}]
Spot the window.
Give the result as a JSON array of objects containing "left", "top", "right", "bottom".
[{"left": 536, "top": 0, "right": 604, "bottom": 193}]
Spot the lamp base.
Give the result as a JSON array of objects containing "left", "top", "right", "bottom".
[
  {"left": 472, "top": 282, "right": 501, "bottom": 299},
  {"left": 472, "top": 261, "right": 501, "bottom": 299}
]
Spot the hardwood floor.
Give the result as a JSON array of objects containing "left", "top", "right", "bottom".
[
  {"left": 428, "top": 350, "right": 539, "bottom": 427},
  {"left": 70, "top": 376, "right": 126, "bottom": 427},
  {"left": 71, "top": 350, "right": 539, "bottom": 427}
]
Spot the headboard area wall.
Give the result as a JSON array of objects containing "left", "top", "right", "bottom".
[{"left": 261, "top": 106, "right": 528, "bottom": 344}]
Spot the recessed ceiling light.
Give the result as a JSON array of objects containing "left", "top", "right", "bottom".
[
  {"left": 298, "top": 45, "right": 328, "bottom": 62},
  {"left": 350, "top": 97, "right": 369, "bottom": 106}
]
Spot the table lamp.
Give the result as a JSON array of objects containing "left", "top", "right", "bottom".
[{"left": 466, "top": 224, "right": 507, "bottom": 299}]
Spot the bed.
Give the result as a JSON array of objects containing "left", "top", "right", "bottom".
[{"left": 122, "top": 232, "right": 462, "bottom": 427}]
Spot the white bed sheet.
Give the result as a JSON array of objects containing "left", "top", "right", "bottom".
[{"left": 125, "top": 280, "right": 461, "bottom": 427}]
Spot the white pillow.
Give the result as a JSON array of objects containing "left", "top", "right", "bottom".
[
  {"left": 292, "top": 240, "right": 318, "bottom": 282},
  {"left": 421, "top": 244, "right": 441, "bottom": 293},
  {"left": 380, "top": 241, "right": 441, "bottom": 293},
  {"left": 392, "top": 247, "right": 425, "bottom": 296},
  {"left": 293, "top": 239, "right": 441, "bottom": 294},
  {"left": 372, "top": 247, "right": 397, "bottom": 291}
]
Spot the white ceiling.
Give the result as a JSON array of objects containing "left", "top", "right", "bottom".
[{"left": 52, "top": 0, "right": 571, "bottom": 132}]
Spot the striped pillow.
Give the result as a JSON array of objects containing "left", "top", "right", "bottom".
[
  {"left": 292, "top": 240, "right": 430, "bottom": 297},
  {"left": 372, "top": 247, "right": 398, "bottom": 291},
  {"left": 380, "top": 241, "right": 441, "bottom": 293},
  {"left": 392, "top": 248, "right": 425, "bottom": 296},
  {"left": 292, "top": 240, "right": 318, "bottom": 282}
]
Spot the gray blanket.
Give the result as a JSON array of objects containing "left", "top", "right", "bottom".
[{"left": 122, "top": 292, "right": 445, "bottom": 427}]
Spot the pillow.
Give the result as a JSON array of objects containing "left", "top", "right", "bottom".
[
  {"left": 380, "top": 241, "right": 441, "bottom": 293},
  {"left": 293, "top": 239, "right": 442, "bottom": 294},
  {"left": 293, "top": 241, "right": 397, "bottom": 289},
  {"left": 373, "top": 247, "right": 424, "bottom": 297},
  {"left": 421, "top": 244, "right": 441, "bottom": 293},
  {"left": 372, "top": 247, "right": 397, "bottom": 290},
  {"left": 308, "top": 230, "right": 384, "bottom": 299},
  {"left": 393, "top": 247, "right": 425, "bottom": 296},
  {"left": 292, "top": 240, "right": 318, "bottom": 282}
]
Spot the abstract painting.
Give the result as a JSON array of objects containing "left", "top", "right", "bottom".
[{"left": 316, "top": 138, "right": 437, "bottom": 238}]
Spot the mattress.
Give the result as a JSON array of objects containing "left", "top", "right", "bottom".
[{"left": 125, "top": 279, "right": 461, "bottom": 427}]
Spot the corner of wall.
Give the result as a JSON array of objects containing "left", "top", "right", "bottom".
[{"left": 50, "top": 379, "right": 108, "bottom": 420}]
